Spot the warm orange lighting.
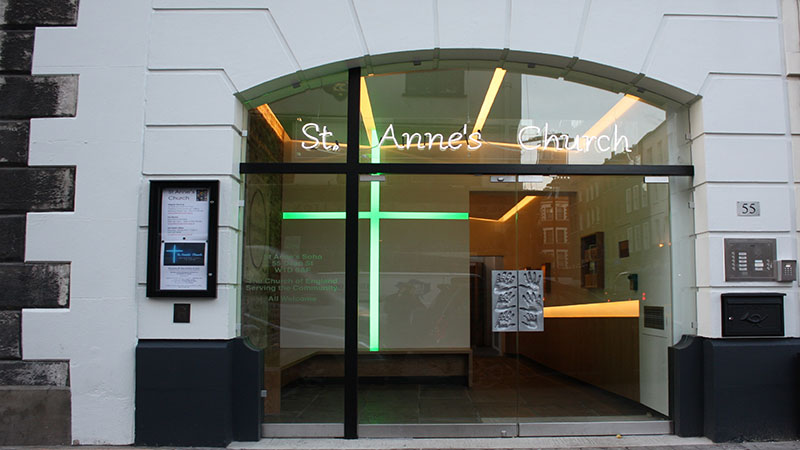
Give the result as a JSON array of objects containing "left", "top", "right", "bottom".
[
  {"left": 256, "top": 103, "right": 289, "bottom": 142},
  {"left": 543, "top": 300, "right": 639, "bottom": 318},
  {"left": 360, "top": 77, "right": 378, "bottom": 149},
  {"left": 498, "top": 195, "right": 536, "bottom": 222},
  {"left": 472, "top": 68, "right": 507, "bottom": 136},
  {"left": 582, "top": 94, "right": 639, "bottom": 139},
  {"left": 469, "top": 195, "right": 537, "bottom": 223}
]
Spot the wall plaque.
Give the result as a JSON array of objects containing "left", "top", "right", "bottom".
[{"left": 736, "top": 201, "right": 760, "bottom": 217}]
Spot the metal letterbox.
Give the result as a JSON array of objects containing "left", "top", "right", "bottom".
[{"left": 721, "top": 293, "right": 784, "bottom": 337}]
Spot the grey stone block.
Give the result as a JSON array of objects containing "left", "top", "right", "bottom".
[
  {"left": 0, "top": 31, "right": 33, "bottom": 73},
  {"left": 0, "top": 75, "right": 78, "bottom": 119},
  {"left": 0, "top": 386, "right": 70, "bottom": 445},
  {"left": 0, "top": 360, "right": 68, "bottom": 386},
  {"left": 0, "top": 167, "right": 75, "bottom": 212},
  {"left": 0, "top": 311, "right": 20, "bottom": 359},
  {"left": 0, "top": 0, "right": 79, "bottom": 27},
  {"left": 0, "top": 215, "right": 24, "bottom": 261},
  {"left": 0, "top": 120, "right": 29, "bottom": 165},
  {"left": 0, "top": 263, "right": 70, "bottom": 308}
]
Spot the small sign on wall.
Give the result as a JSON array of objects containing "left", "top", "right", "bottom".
[
  {"left": 737, "top": 201, "right": 760, "bottom": 217},
  {"left": 147, "top": 181, "right": 219, "bottom": 298}
]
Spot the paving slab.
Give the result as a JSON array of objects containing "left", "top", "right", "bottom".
[
  {"left": 3, "top": 438, "right": 800, "bottom": 450},
  {"left": 231, "top": 435, "right": 715, "bottom": 449}
]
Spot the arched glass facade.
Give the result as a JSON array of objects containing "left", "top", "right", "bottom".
[{"left": 240, "top": 65, "right": 694, "bottom": 437}]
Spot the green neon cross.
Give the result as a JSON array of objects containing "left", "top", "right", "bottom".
[{"left": 282, "top": 130, "right": 467, "bottom": 351}]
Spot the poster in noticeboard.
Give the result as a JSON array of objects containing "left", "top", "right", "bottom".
[{"left": 147, "top": 181, "right": 218, "bottom": 298}]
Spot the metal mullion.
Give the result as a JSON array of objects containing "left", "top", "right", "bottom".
[
  {"left": 344, "top": 67, "right": 360, "bottom": 439},
  {"left": 239, "top": 162, "right": 348, "bottom": 174},
  {"left": 355, "top": 163, "right": 694, "bottom": 176},
  {"left": 240, "top": 162, "right": 694, "bottom": 177}
]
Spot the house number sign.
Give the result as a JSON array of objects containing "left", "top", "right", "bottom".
[{"left": 737, "top": 201, "right": 760, "bottom": 217}]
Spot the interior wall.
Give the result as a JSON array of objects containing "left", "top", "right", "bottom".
[
  {"left": 372, "top": 176, "right": 471, "bottom": 349},
  {"left": 513, "top": 318, "right": 640, "bottom": 402},
  {"left": 278, "top": 174, "right": 346, "bottom": 349}
]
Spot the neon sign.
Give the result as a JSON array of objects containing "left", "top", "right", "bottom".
[
  {"left": 302, "top": 122, "right": 483, "bottom": 152},
  {"left": 301, "top": 123, "right": 341, "bottom": 152},
  {"left": 300, "top": 121, "right": 631, "bottom": 153},
  {"left": 517, "top": 123, "right": 630, "bottom": 153},
  {"left": 375, "top": 124, "right": 483, "bottom": 151}
]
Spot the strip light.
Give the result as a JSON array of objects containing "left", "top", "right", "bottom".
[
  {"left": 469, "top": 195, "right": 536, "bottom": 223},
  {"left": 284, "top": 212, "right": 470, "bottom": 221},
  {"left": 582, "top": 94, "right": 639, "bottom": 139},
  {"left": 471, "top": 68, "right": 507, "bottom": 136},
  {"left": 362, "top": 76, "right": 381, "bottom": 351},
  {"left": 256, "top": 103, "right": 289, "bottom": 142},
  {"left": 498, "top": 195, "right": 536, "bottom": 222},
  {"left": 282, "top": 209, "right": 468, "bottom": 353},
  {"left": 543, "top": 300, "right": 639, "bottom": 318}
]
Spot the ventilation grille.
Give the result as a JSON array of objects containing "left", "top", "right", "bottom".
[{"left": 644, "top": 306, "right": 665, "bottom": 330}]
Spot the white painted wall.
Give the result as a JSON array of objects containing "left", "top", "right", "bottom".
[{"left": 20, "top": 0, "right": 797, "bottom": 444}]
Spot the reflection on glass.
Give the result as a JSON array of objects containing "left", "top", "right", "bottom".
[
  {"left": 359, "top": 69, "right": 668, "bottom": 165},
  {"left": 249, "top": 72, "right": 348, "bottom": 163},
  {"left": 242, "top": 173, "right": 345, "bottom": 424},
  {"left": 354, "top": 174, "right": 672, "bottom": 424},
  {"left": 357, "top": 175, "right": 471, "bottom": 352}
]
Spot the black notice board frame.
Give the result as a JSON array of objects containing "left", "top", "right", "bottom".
[{"left": 146, "top": 180, "right": 219, "bottom": 298}]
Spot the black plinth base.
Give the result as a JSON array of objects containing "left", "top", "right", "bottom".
[
  {"left": 135, "top": 338, "right": 262, "bottom": 446},
  {"left": 670, "top": 336, "right": 800, "bottom": 442}
]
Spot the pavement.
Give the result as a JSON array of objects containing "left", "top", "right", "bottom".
[{"left": 3, "top": 436, "right": 800, "bottom": 450}]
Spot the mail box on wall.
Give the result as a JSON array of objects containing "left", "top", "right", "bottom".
[{"left": 721, "top": 293, "right": 785, "bottom": 337}]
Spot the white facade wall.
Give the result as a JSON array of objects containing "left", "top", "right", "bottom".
[{"left": 18, "top": 0, "right": 797, "bottom": 444}]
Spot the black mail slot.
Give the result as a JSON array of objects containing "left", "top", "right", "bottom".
[{"left": 721, "top": 293, "right": 784, "bottom": 337}]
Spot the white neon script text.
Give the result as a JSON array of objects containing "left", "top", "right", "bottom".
[
  {"left": 301, "top": 123, "right": 340, "bottom": 152},
  {"left": 300, "top": 122, "right": 630, "bottom": 153},
  {"left": 301, "top": 122, "right": 482, "bottom": 151},
  {"left": 517, "top": 123, "right": 629, "bottom": 153},
  {"left": 378, "top": 124, "right": 482, "bottom": 151}
]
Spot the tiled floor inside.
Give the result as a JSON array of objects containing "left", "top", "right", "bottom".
[{"left": 264, "top": 353, "right": 663, "bottom": 424}]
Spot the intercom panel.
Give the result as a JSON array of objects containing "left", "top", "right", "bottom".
[{"left": 724, "top": 238, "right": 776, "bottom": 282}]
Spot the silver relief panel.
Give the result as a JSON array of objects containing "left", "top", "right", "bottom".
[
  {"left": 518, "top": 270, "right": 544, "bottom": 332},
  {"left": 491, "top": 270, "right": 544, "bottom": 332},
  {"left": 492, "top": 270, "right": 517, "bottom": 332}
]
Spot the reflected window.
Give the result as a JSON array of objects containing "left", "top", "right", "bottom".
[
  {"left": 556, "top": 227, "right": 568, "bottom": 244},
  {"left": 541, "top": 204, "right": 554, "bottom": 221},
  {"left": 556, "top": 249, "right": 569, "bottom": 269},
  {"left": 556, "top": 203, "right": 568, "bottom": 221}
]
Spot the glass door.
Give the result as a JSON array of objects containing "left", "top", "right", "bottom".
[
  {"left": 352, "top": 173, "right": 674, "bottom": 436},
  {"left": 355, "top": 174, "right": 522, "bottom": 436},
  {"left": 513, "top": 175, "right": 672, "bottom": 435}
]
